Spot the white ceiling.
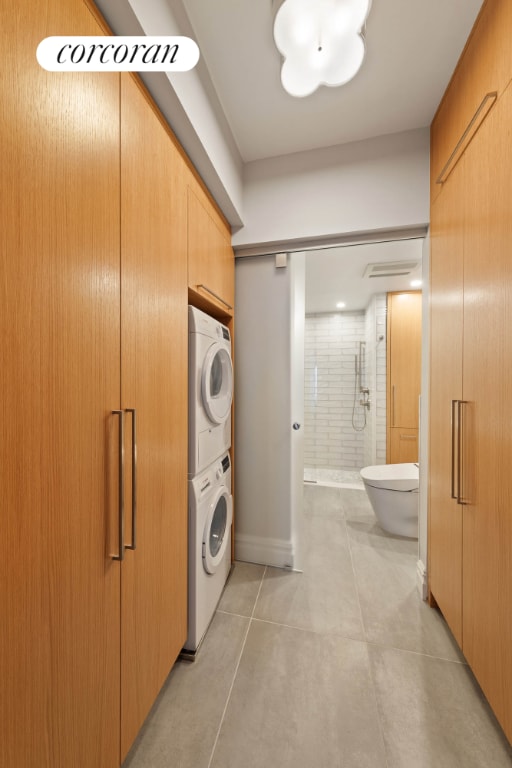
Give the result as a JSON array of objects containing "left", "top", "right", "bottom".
[
  {"left": 181, "top": 0, "right": 484, "bottom": 162},
  {"left": 305, "top": 238, "right": 424, "bottom": 314}
]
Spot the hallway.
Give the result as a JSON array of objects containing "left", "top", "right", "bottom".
[{"left": 124, "top": 485, "right": 512, "bottom": 768}]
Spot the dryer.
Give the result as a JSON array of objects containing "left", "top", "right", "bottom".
[
  {"left": 184, "top": 451, "right": 232, "bottom": 653},
  {"left": 189, "top": 305, "right": 233, "bottom": 477}
]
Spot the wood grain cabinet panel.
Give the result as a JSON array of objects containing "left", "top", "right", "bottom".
[
  {"left": 429, "top": 7, "right": 512, "bottom": 741},
  {"left": 120, "top": 74, "right": 188, "bottom": 761},
  {"left": 187, "top": 185, "right": 235, "bottom": 316},
  {"left": 386, "top": 291, "right": 422, "bottom": 462},
  {"left": 428, "top": 163, "right": 465, "bottom": 646},
  {"left": 0, "top": 2, "right": 121, "bottom": 766},
  {"left": 389, "top": 428, "right": 419, "bottom": 464},
  {"left": 431, "top": 0, "right": 512, "bottom": 202},
  {"left": 460, "top": 81, "right": 512, "bottom": 743}
]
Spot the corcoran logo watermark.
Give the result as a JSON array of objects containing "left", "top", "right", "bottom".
[{"left": 37, "top": 36, "right": 199, "bottom": 72}]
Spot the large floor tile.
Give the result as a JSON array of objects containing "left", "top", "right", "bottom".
[
  {"left": 368, "top": 644, "right": 512, "bottom": 768},
  {"left": 303, "top": 483, "right": 350, "bottom": 517},
  {"left": 123, "top": 612, "right": 249, "bottom": 768},
  {"left": 217, "top": 561, "right": 266, "bottom": 617},
  {"left": 351, "top": 543, "right": 463, "bottom": 660},
  {"left": 210, "top": 620, "right": 388, "bottom": 768},
  {"left": 254, "top": 549, "right": 364, "bottom": 639}
]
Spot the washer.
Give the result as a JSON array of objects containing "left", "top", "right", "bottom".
[
  {"left": 189, "top": 306, "right": 233, "bottom": 477},
  {"left": 184, "top": 452, "right": 233, "bottom": 653}
]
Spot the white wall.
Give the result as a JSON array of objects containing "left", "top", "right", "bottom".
[
  {"left": 234, "top": 256, "right": 297, "bottom": 568},
  {"left": 233, "top": 128, "right": 430, "bottom": 251}
]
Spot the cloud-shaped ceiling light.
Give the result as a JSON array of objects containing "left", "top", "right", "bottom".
[{"left": 273, "top": 0, "right": 372, "bottom": 98}]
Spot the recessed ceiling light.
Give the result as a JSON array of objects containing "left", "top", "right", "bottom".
[
  {"left": 410, "top": 279, "right": 422, "bottom": 288},
  {"left": 336, "top": 301, "right": 346, "bottom": 309}
]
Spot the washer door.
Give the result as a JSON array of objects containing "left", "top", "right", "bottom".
[
  {"left": 201, "top": 342, "right": 233, "bottom": 425},
  {"left": 202, "top": 488, "right": 233, "bottom": 574}
]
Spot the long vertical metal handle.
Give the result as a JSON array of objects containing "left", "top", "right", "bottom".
[
  {"left": 125, "top": 408, "right": 137, "bottom": 550},
  {"left": 451, "top": 400, "right": 458, "bottom": 500},
  {"left": 457, "top": 400, "right": 468, "bottom": 505},
  {"left": 112, "top": 410, "right": 125, "bottom": 562},
  {"left": 392, "top": 385, "right": 396, "bottom": 426}
]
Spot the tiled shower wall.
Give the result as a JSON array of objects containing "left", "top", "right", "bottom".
[
  {"left": 304, "top": 300, "right": 387, "bottom": 473},
  {"left": 304, "top": 312, "right": 366, "bottom": 471}
]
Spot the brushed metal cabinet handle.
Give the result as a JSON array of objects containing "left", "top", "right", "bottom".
[
  {"left": 436, "top": 92, "right": 497, "bottom": 185},
  {"left": 196, "top": 283, "right": 233, "bottom": 310},
  {"left": 125, "top": 408, "right": 137, "bottom": 551},
  {"left": 458, "top": 400, "right": 468, "bottom": 506},
  {"left": 392, "top": 385, "right": 396, "bottom": 427},
  {"left": 451, "top": 400, "right": 458, "bottom": 500},
  {"left": 112, "top": 410, "right": 125, "bottom": 562}
]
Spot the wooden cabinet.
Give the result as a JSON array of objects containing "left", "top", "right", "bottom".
[
  {"left": 386, "top": 291, "right": 422, "bottom": 462},
  {"left": 120, "top": 74, "right": 188, "bottom": 760},
  {"left": 430, "top": 0, "right": 512, "bottom": 204},
  {"left": 460, "top": 82, "right": 512, "bottom": 742},
  {"left": 429, "top": 10, "right": 512, "bottom": 741},
  {"left": 428, "top": 159, "right": 465, "bottom": 647},
  {"left": 0, "top": 6, "right": 188, "bottom": 766},
  {"left": 0, "top": 2, "right": 121, "bottom": 766},
  {"left": 187, "top": 183, "right": 235, "bottom": 317}
]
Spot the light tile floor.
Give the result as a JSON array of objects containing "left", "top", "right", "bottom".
[{"left": 123, "top": 485, "right": 512, "bottom": 768}]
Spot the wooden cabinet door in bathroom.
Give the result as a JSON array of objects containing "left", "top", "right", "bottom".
[
  {"left": 386, "top": 291, "right": 422, "bottom": 462},
  {"left": 428, "top": 157, "right": 465, "bottom": 647},
  {"left": 120, "top": 73, "right": 188, "bottom": 761},
  {"left": 0, "top": 1, "right": 121, "bottom": 765}
]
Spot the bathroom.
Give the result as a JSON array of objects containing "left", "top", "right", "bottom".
[{"left": 303, "top": 238, "right": 424, "bottom": 516}]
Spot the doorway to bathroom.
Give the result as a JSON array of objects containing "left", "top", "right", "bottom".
[{"left": 303, "top": 238, "right": 424, "bottom": 490}]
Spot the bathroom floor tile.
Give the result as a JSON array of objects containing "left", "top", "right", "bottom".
[
  {"left": 350, "top": 544, "right": 463, "bottom": 660},
  {"left": 217, "top": 561, "right": 266, "bottom": 617},
  {"left": 368, "top": 644, "right": 512, "bottom": 768},
  {"left": 209, "top": 620, "right": 388, "bottom": 768},
  {"left": 303, "top": 483, "right": 350, "bottom": 518},
  {"left": 345, "top": 508, "right": 419, "bottom": 555},
  {"left": 122, "top": 612, "right": 249, "bottom": 768}
]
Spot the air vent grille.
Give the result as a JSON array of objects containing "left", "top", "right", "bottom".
[{"left": 363, "top": 261, "right": 419, "bottom": 278}]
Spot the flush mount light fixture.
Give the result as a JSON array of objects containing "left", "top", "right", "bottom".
[
  {"left": 336, "top": 301, "right": 346, "bottom": 309},
  {"left": 273, "top": 0, "right": 372, "bottom": 98},
  {"left": 410, "top": 279, "right": 423, "bottom": 288}
]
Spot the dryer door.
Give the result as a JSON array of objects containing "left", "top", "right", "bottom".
[
  {"left": 201, "top": 342, "right": 233, "bottom": 425},
  {"left": 202, "top": 487, "right": 233, "bottom": 574}
]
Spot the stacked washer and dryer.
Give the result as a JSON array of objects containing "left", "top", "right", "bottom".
[{"left": 184, "top": 306, "right": 234, "bottom": 654}]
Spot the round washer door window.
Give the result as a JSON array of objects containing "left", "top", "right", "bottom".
[
  {"left": 201, "top": 342, "right": 233, "bottom": 425},
  {"left": 203, "top": 488, "right": 233, "bottom": 574}
]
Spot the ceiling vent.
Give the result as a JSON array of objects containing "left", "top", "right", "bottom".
[{"left": 363, "top": 260, "right": 420, "bottom": 278}]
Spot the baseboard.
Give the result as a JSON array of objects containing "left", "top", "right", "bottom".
[
  {"left": 234, "top": 533, "right": 294, "bottom": 569},
  {"left": 417, "top": 559, "right": 428, "bottom": 601}
]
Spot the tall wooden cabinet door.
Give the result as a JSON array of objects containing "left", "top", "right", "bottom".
[
  {"left": 462, "top": 83, "right": 512, "bottom": 742},
  {"left": 120, "top": 75, "right": 188, "bottom": 760},
  {"left": 428, "top": 163, "right": 465, "bottom": 645},
  {"left": 0, "top": 2, "right": 121, "bottom": 767},
  {"left": 387, "top": 291, "right": 422, "bottom": 461}
]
